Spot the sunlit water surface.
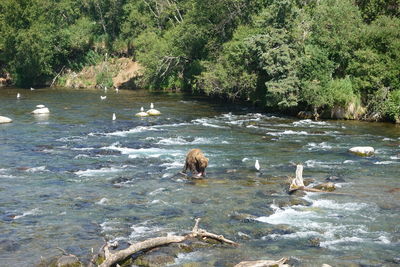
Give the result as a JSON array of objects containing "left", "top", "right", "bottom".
[{"left": 0, "top": 88, "right": 399, "bottom": 266}]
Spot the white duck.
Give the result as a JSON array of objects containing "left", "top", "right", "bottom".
[
  {"left": 146, "top": 103, "right": 161, "bottom": 116},
  {"left": 135, "top": 107, "right": 149, "bottom": 117},
  {"left": 100, "top": 96, "right": 107, "bottom": 100}
]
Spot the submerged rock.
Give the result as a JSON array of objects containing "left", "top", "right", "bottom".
[
  {"left": 133, "top": 252, "right": 175, "bottom": 267},
  {"left": 326, "top": 176, "right": 345, "bottom": 183},
  {"left": 276, "top": 197, "right": 312, "bottom": 208},
  {"left": 56, "top": 255, "right": 82, "bottom": 267},
  {"left": 147, "top": 109, "right": 161, "bottom": 116},
  {"left": 308, "top": 237, "right": 321, "bottom": 247},
  {"left": 313, "top": 182, "right": 336, "bottom": 192},
  {"left": 349, "top": 146, "right": 374, "bottom": 156},
  {"left": 0, "top": 116, "right": 12, "bottom": 124}
]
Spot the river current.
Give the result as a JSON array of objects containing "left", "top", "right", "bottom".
[{"left": 0, "top": 88, "right": 399, "bottom": 266}]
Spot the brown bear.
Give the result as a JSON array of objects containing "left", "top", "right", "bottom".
[{"left": 182, "top": 149, "right": 208, "bottom": 178}]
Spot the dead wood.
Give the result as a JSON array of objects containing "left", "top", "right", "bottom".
[
  {"left": 234, "top": 257, "right": 289, "bottom": 267},
  {"left": 289, "top": 165, "right": 340, "bottom": 194},
  {"left": 98, "top": 218, "right": 238, "bottom": 267},
  {"left": 189, "top": 218, "right": 239, "bottom": 246}
]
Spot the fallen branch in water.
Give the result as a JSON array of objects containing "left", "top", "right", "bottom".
[
  {"left": 289, "top": 165, "right": 337, "bottom": 194},
  {"left": 98, "top": 218, "right": 238, "bottom": 267},
  {"left": 234, "top": 257, "right": 289, "bottom": 267}
]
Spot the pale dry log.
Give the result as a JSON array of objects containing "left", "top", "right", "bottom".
[
  {"left": 289, "top": 165, "right": 337, "bottom": 194},
  {"left": 99, "top": 235, "right": 186, "bottom": 267},
  {"left": 234, "top": 257, "right": 289, "bottom": 267},
  {"left": 192, "top": 229, "right": 239, "bottom": 246},
  {"left": 189, "top": 218, "right": 239, "bottom": 246},
  {"left": 289, "top": 164, "right": 305, "bottom": 192},
  {"left": 98, "top": 218, "right": 238, "bottom": 267}
]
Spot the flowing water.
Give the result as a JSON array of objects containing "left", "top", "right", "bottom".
[{"left": 0, "top": 88, "right": 399, "bottom": 266}]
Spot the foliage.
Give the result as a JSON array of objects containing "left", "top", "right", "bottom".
[
  {"left": 0, "top": 0, "right": 399, "bottom": 122},
  {"left": 384, "top": 90, "right": 400, "bottom": 122}
]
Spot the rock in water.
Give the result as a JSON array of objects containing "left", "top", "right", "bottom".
[
  {"left": 349, "top": 146, "right": 374, "bottom": 156},
  {"left": 313, "top": 182, "right": 336, "bottom": 192},
  {"left": 31, "top": 107, "right": 50, "bottom": 114},
  {"left": 135, "top": 107, "right": 149, "bottom": 117},
  {"left": 146, "top": 102, "right": 161, "bottom": 116},
  {"left": 56, "top": 255, "right": 82, "bottom": 267},
  {"left": 0, "top": 116, "right": 12, "bottom": 124}
]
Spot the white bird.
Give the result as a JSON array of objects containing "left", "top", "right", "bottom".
[
  {"left": 115, "top": 87, "right": 119, "bottom": 93},
  {"left": 255, "top": 160, "right": 260, "bottom": 172},
  {"left": 36, "top": 104, "right": 46, "bottom": 108},
  {"left": 104, "top": 86, "right": 107, "bottom": 91},
  {"left": 17, "top": 93, "right": 21, "bottom": 99},
  {"left": 135, "top": 107, "right": 149, "bottom": 117},
  {"left": 100, "top": 96, "right": 107, "bottom": 100},
  {"left": 112, "top": 113, "right": 116, "bottom": 121},
  {"left": 146, "top": 102, "right": 161, "bottom": 116}
]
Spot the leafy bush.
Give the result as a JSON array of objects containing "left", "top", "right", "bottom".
[{"left": 384, "top": 90, "right": 400, "bottom": 122}]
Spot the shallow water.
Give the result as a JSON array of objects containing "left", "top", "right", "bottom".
[{"left": 0, "top": 88, "right": 399, "bottom": 266}]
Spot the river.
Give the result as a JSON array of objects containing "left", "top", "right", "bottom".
[{"left": 0, "top": 88, "right": 399, "bottom": 266}]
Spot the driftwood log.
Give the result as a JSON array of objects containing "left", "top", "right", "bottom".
[
  {"left": 289, "top": 165, "right": 336, "bottom": 193},
  {"left": 98, "top": 218, "right": 238, "bottom": 267},
  {"left": 234, "top": 257, "right": 289, "bottom": 267}
]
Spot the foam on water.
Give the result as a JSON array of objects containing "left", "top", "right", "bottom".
[
  {"left": 104, "top": 143, "right": 182, "bottom": 159},
  {"left": 100, "top": 220, "right": 121, "bottom": 233},
  {"left": 293, "top": 119, "right": 332, "bottom": 127},
  {"left": 374, "top": 161, "right": 397, "bottom": 165},
  {"left": 320, "top": 236, "right": 365, "bottom": 249},
  {"left": 267, "top": 130, "right": 309, "bottom": 136},
  {"left": 14, "top": 208, "right": 41, "bottom": 219},
  {"left": 56, "top": 136, "right": 87, "bottom": 142},
  {"left": 26, "top": 166, "right": 47, "bottom": 172},
  {"left": 96, "top": 198, "right": 109, "bottom": 205},
  {"left": 160, "top": 160, "right": 183, "bottom": 170},
  {"left": 156, "top": 136, "right": 227, "bottom": 145},
  {"left": 305, "top": 160, "right": 340, "bottom": 169},
  {"left": 75, "top": 166, "right": 124, "bottom": 177},
  {"left": 192, "top": 118, "right": 228, "bottom": 128},
  {"left": 129, "top": 222, "right": 163, "bottom": 239},
  {"left": 106, "top": 126, "right": 160, "bottom": 137},
  {"left": 306, "top": 142, "right": 332, "bottom": 151},
  {"left": 148, "top": 188, "right": 166, "bottom": 196}
]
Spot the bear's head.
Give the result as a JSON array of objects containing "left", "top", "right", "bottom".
[{"left": 197, "top": 157, "right": 208, "bottom": 177}]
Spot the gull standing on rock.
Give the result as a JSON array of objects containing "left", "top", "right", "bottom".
[
  {"left": 146, "top": 103, "right": 161, "bottom": 116},
  {"left": 135, "top": 107, "right": 149, "bottom": 117}
]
